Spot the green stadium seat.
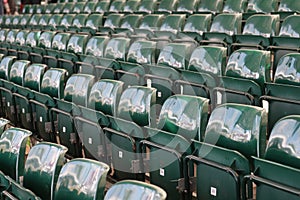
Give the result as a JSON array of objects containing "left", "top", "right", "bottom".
[
  {"left": 145, "top": 42, "right": 196, "bottom": 106},
  {"left": 3, "top": 16, "right": 13, "bottom": 29},
  {"left": 233, "top": 14, "right": 280, "bottom": 50},
  {"left": 28, "top": 4, "right": 37, "bottom": 14},
  {"left": 0, "top": 56, "right": 18, "bottom": 122},
  {"left": 118, "top": 40, "right": 157, "bottom": 87},
  {"left": 269, "top": 15, "right": 300, "bottom": 74},
  {"left": 17, "top": 31, "right": 41, "bottom": 60},
  {"left": 137, "top": 0, "right": 157, "bottom": 14},
  {"left": 54, "top": 158, "right": 109, "bottom": 200},
  {"left": 58, "top": 34, "right": 89, "bottom": 76},
  {"left": 260, "top": 53, "right": 300, "bottom": 137},
  {"left": 50, "top": 74, "right": 95, "bottom": 158},
  {"left": 0, "top": 29, "right": 9, "bottom": 55},
  {"left": 159, "top": 95, "right": 209, "bottom": 140},
  {"left": 202, "top": 13, "right": 242, "bottom": 48},
  {"left": 27, "top": 14, "right": 42, "bottom": 29},
  {"left": 175, "top": 0, "right": 199, "bottom": 14},
  {"left": 2, "top": 142, "right": 67, "bottom": 200},
  {"left": 175, "top": 45, "right": 227, "bottom": 101},
  {"left": 8, "top": 30, "right": 29, "bottom": 57},
  {"left": 45, "top": 3, "right": 56, "bottom": 14},
  {"left": 11, "top": 15, "right": 20, "bottom": 29},
  {"left": 197, "top": 0, "right": 223, "bottom": 14},
  {"left": 30, "top": 68, "right": 67, "bottom": 142},
  {"left": 36, "top": 4, "right": 46, "bottom": 14},
  {"left": 104, "top": 86, "right": 156, "bottom": 180},
  {"left": 76, "top": 35, "right": 110, "bottom": 77},
  {"left": 44, "top": 32, "right": 71, "bottom": 68},
  {"left": 134, "top": 14, "right": 165, "bottom": 39},
  {"left": 0, "top": 128, "right": 31, "bottom": 181},
  {"left": 99, "top": 13, "right": 125, "bottom": 35},
  {"left": 186, "top": 103, "right": 267, "bottom": 200},
  {"left": 83, "top": 1, "right": 97, "bottom": 14},
  {"left": 36, "top": 14, "right": 52, "bottom": 30},
  {"left": 246, "top": 115, "right": 300, "bottom": 200},
  {"left": 123, "top": 0, "right": 140, "bottom": 13},
  {"left": 97, "top": 37, "right": 131, "bottom": 80},
  {"left": 244, "top": 0, "right": 279, "bottom": 19},
  {"left": 19, "top": 14, "right": 31, "bottom": 29},
  {"left": 72, "top": 1, "right": 85, "bottom": 13},
  {"left": 13, "top": 63, "right": 47, "bottom": 130},
  {"left": 62, "top": 2, "right": 75, "bottom": 14},
  {"left": 109, "top": 0, "right": 126, "bottom": 13},
  {"left": 213, "top": 49, "right": 271, "bottom": 107},
  {"left": 56, "top": 14, "right": 76, "bottom": 31},
  {"left": 114, "top": 14, "right": 143, "bottom": 36},
  {"left": 68, "top": 13, "right": 88, "bottom": 33},
  {"left": 1, "top": 29, "right": 19, "bottom": 56},
  {"left": 80, "top": 14, "right": 103, "bottom": 35},
  {"left": 94, "top": 1, "right": 110, "bottom": 14},
  {"left": 277, "top": 0, "right": 300, "bottom": 19},
  {"left": 156, "top": 0, "right": 178, "bottom": 14},
  {"left": 74, "top": 79, "right": 123, "bottom": 162},
  {"left": 154, "top": 14, "right": 186, "bottom": 40},
  {"left": 178, "top": 14, "right": 212, "bottom": 42},
  {"left": 104, "top": 180, "right": 167, "bottom": 200},
  {"left": 140, "top": 131, "right": 192, "bottom": 200},
  {"left": 30, "top": 31, "right": 56, "bottom": 64},
  {"left": 22, "top": 4, "right": 31, "bottom": 14},
  {"left": 246, "top": 0, "right": 278, "bottom": 13},
  {"left": 223, "top": 0, "right": 247, "bottom": 13}
]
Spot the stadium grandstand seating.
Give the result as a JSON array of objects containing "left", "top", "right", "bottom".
[{"left": 1, "top": 0, "right": 300, "bottom": 199}]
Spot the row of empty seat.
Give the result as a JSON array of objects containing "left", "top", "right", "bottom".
[
  {"left": 22, "top": 0, "right": 300, "bottom": 18},
  {"left": 1, "top": 102, "right": 300, "bottom": 199},
  {"left": 0, "top": 126, "right": 167, "bottom": 199}
]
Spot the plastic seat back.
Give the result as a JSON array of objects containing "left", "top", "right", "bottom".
[
  {"left": 51, "top": 32, "right": 71, "bottom": 51},
  {"left": 104, "top": 37, "right": 131, "bottom": 61},
  {"left": 84, "top": 36, "right": 109, "bottom": 57},
  {"left": 24, "top": 64, "right": 48, "bottom": 92},
  {"left": 223, "top": 0, "right": 247, "bottom": 13},
  {"left": 23, "top": 142, "right": 68, "bottom": 200},
  {"left": 66, "top": 34, "right": 89, "bottom": 55},
  {"left": 242, "top": 14, "right": 280, "bottom": 37},
  {"left": 247, "top": 0, "right": 278, "bottom": 13},
  {"left": 188, "top": 45, "right": 227, "bottom": 77},
  {"left": 176, "top": 0, "right": 199, "bottom": 14},
  {"left": 252, "top": 115, "right": 300, "bottom": 200},
  {"left": 47, "top": 14, "right": 63, "bottom": 30},
  {"left": 72, "top": 2, "right": 85, "bottom": 13},
  {"left": 64, "top": 74, "right": 95, "bottom": 106},
  {"left": 103, "top": 13, "right": 124, "bottom": 30},
  {"left": 127, "top": 40, "right": 157, "bottom": 65},
  {"left": 9, "top": 60, "right": 31, "bottom": 86},
  {"left": 197, "top": 0, "right": 223, "bottom": 14},
  {"left": 54, "top": 158, "right": 110, "bottom": 200},
  {"left": 157, "top": 95, "right": 209, "bottom": 140},
  {"left": 25, "top": 31, "right": 41, "bottom": 48},
  {"left": 0, "top": 56, "right": 17, "bottom": 80},
  {"left": 210, "top": 13, "right": 242, "bottom": 36},
  {"left": 278, "top": 15, "right": 300, "bottom": 38},
  {"left": 158, "top": 14, "right": 186, "bottom": 35},
  {"left": 182, "top": 14, "right": 212, "bottom": 36},
  {"left": 37, "top": 31, "right": 55, "bottom": 49},
  {"left": 204, "top": 103, "right": 267, "bottom": 158},
  {"left": 104, "top": 180, "right": 167, "bottom": 200},
  {"left": 94, "top": 1, "right": 110, "bottom": 13},
  {"left": 88, "top": 79, "right": 124, "bottom": 116},
  {"left": 137, "top": 0, "right": 157, "bottom": 14},
  {"left": 109, "top": 0, "right": 126, "bottom": 13},
  {"left": 0, "top": 128, "right": 32, "bottom": 181},
  {"left": 117, "top": 86, "right": 156, "bottom": 127},
  {"left": 62, "top": 2, "right": 75, "bottom": 14},
  {"left": 118, "top": 14, "right": 143, "bottom": 32},
  {"left": 83, "top": 1, "right": 97, "bottom": 14},
  {"left": 71, "top": 14, "right": 88, "bottom": 29},
  {"left": 136, "top": 14, "right": 164, "bottom": 33},
  {"left": 157, "top": 42, "right": 195, "bottom": 70},
  {"left": 157, "top": 0, "right": 178, "bottom": 14},
  {"left": 123, "top": 0, "right": 140, "bottom": 13}
]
